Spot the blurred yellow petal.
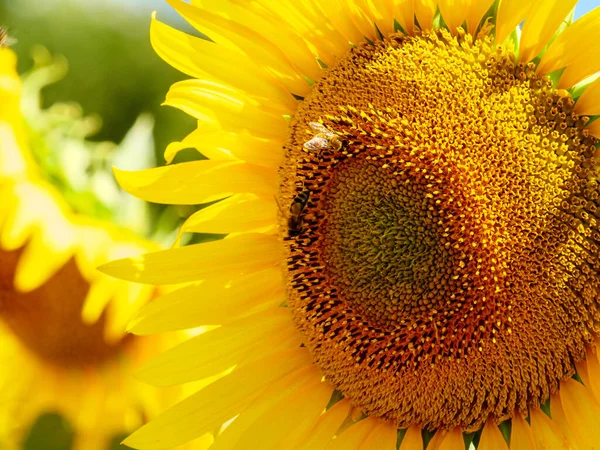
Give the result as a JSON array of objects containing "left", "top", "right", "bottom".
[
  {"left": 100, "top": 233, "right": 282, "bottom": 285},
  {"left": 519, "top": 0, "right": 578, "bottom": 63},
  {"left": 150, "top": 15, "right": 297, "bottom": 113},
  {"left": 113, "top": 160, "right": 276, "bottom": 205},
  {"left": 529, "top": 407, "right": 572, "bottom": 449},
  {"left": 14, "top": 219, "right": 76, "bottom": 292},
  {"left": 295, "top": 399, "right": 352, "bottom": 450},
  {"left": 129, "top": 267, "right": 284, "bottom": 334},
  {"left": 359, "top": 421, "right": 397, "bottom": 450},
  {"left": 123, "top": 348, "right": 313, "bottom": 449},
  {"left": 329, "top": 418, "right": 378, "bottom": 450},
  {"left": 136, "top": 309, "right": 293, "bottom": 386},
  {"left": 164, "top": 79, "right": 288, "bottom": 138},
  {"left": 165, "top": 0, "right": 311, "bottom": 96},
  {"left": 478, "top": 419, "right": 509, "bottom": 450},
  {"left": 177, "top": 194, "right": 277, "bottom": 236},
  {"left": 399, "top": 425, "right": 423, "bottom": 450},
  {"left": 575, "top": 78, "right": 600, "bottom": 116},
  {"left": 510, "top": 413, "right": 536, "bottom": 450}
]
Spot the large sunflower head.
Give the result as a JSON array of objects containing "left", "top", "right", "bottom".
[
  {"left": 103, "top": 1, "right": 600, "bottom": 449},
  {"left": 0, "top": 46, "right": 209, "bottom": 450}
]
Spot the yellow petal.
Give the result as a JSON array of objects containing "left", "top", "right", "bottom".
[
  {"left": 150, "top": 14, "right": 296, "bottom": 113},
  {"left": 197, "top": 0, "right": 323, "bottom": 82},
  {"left": 128, "top": 267, "right": 284, "bottom": 334},
  {"left": 466, "top": 0, "right": 495, "bottom": 35},
  {"left": 99, "top": 233, "right": 282, "bottom": 285},
  {"left": 587, "top": 119, "right": 600, "bottom": 139},
  {"left": 240, "top": 380, "right": 333, "bottom": 450},
  {"left": 580, "top": 346, "right": 600, "bottom": 403},
  {"left": 164, "top": 126, "right": 284, "bottom": 167},
  {"left": 529, "top": 407, "right": 572, "bottom": 450},
  {"left": 178, "top": 194, "right": 277, "bottom": 236},
  {"left": 510, "top": 413, "right": 536, "bottom": 450},
  {"left": 575, "top": 77, "right": 600, "bottom": 116},
  {"left": 555, "top": 379, "right": 600, "bottom": 449},
  {"left": 414, "top": 0, "right": 437, "bottom": 32},
  {"left": 495, "top": 0, "right": 532, "bottom": 45},
  {"left": 136, "top": 309, "right": 293, "bottom": 386},
  {"left": 315, "top": 1, "right": 365, "bottom": 44},
  {"left": 359, "top": 421, "right": 398, "bottom": 450},
  {"left": 435, "top": 428, "right": 464, "bottom": 450},
  {"left": 344, "top": 0, "right": 380, "bottom": 41},
  {"left": 113, "top": 160, "right": 277, "bottom": 205},
  {"left": 257, "top": 1, "right": 349, "bottom": 67},
  {"left": 364, "top": 0, "right": 396, "bottom": 37},
  {"left": 537, "top": 7, "right": 600, "bottom": 89},
  {"left": 329, "top": 418, "right": 379, "bottom": 450},
  {"left": 123, "top": 348, "right": 313, "bottom": 449},
  {"left": 478, "top": 419, "right": 509, "bottom": 450},
  {"left": 549, "top": 391, "right": 580, "bottom": 450},
  {"left": 389, "top": 0, "right": 416, "bottom": 35},
  {"left": 438, "top": 0, "right": 470, "bottom": 34},
  {"left": 399, "top": 425, "right": 423, "bottom": 450},
  {"left": 164, "top": 79, "right": 288, "bottom": 139},
  {"left": 519, "top": 0, "right": 578, "bottom": 63},
  {"left": 210, "top": 365, "right": 320, "bottom": 450},
  {"left": 296, "top": 399, "right": 353, "bottom": 450},
  {"left": 165, "top": 0, "right": 311, "bottom": 96}
]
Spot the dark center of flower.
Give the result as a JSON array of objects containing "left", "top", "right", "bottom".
[
  {"left": 280, "top": 29, "right": 599, "bottom": 430},
  {"left": 0, "top": 248, "right": 133, "bottom": 368}
]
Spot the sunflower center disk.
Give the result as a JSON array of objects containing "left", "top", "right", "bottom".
[{"left": 281, "top": 30, "right": 600, "bottom": 430}]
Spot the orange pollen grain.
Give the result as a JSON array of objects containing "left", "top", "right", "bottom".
[{"left": 279, "top": 29, "right": 600, "bottom": 430}]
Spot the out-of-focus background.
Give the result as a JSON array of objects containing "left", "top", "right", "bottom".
[
  {"left": 2, "top": 0, "right": 199, "bottom": 162},
  {"left": 1, "top": 0, "right": 599, "bottom": 449}
]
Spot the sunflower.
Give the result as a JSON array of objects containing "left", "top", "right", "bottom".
[
  {"left": 102, "top": 1, "right": 600, "bottom": 449},
  {"left": 0, "top": 47, "right": 213, "bottom": 450}
]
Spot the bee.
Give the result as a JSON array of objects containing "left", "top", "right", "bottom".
[
  {"left": 303, "top": 121, "right": 343, "bottom": 155},
  {"left": 0, "top": 28, "right": 16, "bottom": 48},
  {"left": 277, "top": 190, "right": 310, "bottom": 237}
]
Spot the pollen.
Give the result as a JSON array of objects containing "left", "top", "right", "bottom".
[{"left": 279, "top": 29, "right": 599, "bottom": 430}]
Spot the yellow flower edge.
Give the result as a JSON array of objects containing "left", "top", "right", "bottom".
[
  {"left": 0, "top": 47, "right": 213, "bottom": 450},
  {"left": 102, "top": 1, "right": 600, "bottom": 449}
]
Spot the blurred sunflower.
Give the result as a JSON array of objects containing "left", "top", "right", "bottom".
[
  {"left": 0, "top": 47, "right": 213, "bottom": 450},
  {"left": 102, "top": 1, "right": 600, "bottom": 449}
]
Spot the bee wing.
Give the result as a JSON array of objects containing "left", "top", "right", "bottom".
[
  {"left": 309, "top": 122, "right": 331, "bottom": 134},
  {"left": 303, "top": 136, "right": 330, "bottom": 151}
]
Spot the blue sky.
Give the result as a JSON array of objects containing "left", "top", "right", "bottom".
[{"left": 575, "top": 0, "right": 600, "bottom": 18}]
